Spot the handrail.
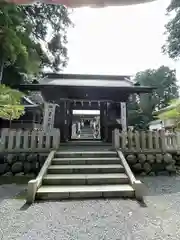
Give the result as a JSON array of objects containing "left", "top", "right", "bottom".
[
  {"left": 117, "top": 150, "right": 136, "bottom": 185},
  {"left": 36, "top": 151, "right": 55, "bottom": 187},
  {"left": 117, "top": 150, "right": 146, "bottom": 200},
  {"left": 26, "top": 150, "right": 55, "bottom": 204}
]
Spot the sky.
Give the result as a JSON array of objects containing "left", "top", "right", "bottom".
[
  {"left": 64, "top": 0, "right": 180, "bottom": 81},
  {"left": 73, "top": 110, "right": 100, "bottom": 115}
]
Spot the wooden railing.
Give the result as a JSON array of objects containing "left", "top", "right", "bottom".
[
  {"left": 0, "top": 128, "right": 60, "bottom": 152},
  {"left": 112, "top": 129, "right": 180, "bottom": 152}
]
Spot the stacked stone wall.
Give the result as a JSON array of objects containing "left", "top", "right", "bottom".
[
  {"left": 0, "top": 154, "right": 47, "bottom": 177},
  {"left": 125, "top": 153, "right": 179, "bottom": 175}
]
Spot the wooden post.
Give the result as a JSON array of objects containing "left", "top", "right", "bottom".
[
  {"left": 105, "top": 102, "right": 108, "bottom": 141},
  {"left": 68, "top": 103, "right": 73, "bottom": 140},
  {"left": 121, "top": 102, "right": 127, "bottom": 131},
  {"left": 112, "top": 128, "right": 119, "bottom": 149},
  {"left": 100, "top": 103, "right": 104, "bottom": 141}
]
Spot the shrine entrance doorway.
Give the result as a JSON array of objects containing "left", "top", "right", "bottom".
[{"left": 71, "top": 109, "right": 100, "bottom": 140}]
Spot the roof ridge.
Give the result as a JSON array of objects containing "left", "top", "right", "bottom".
[{"left": 43, "top": 73, "right": 132, "bottom": 81}]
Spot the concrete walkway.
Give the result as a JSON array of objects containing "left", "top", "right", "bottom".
[{"left": 0, "top": 176, "right": 180, "bottom": 239}]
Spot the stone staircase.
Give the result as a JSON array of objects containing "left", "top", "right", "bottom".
[
  {"left": 35, "top": 150, "right": 135, "bottom": 200},
  {"left": 80, "top": 127, "right": 94, "bottom": 139}
]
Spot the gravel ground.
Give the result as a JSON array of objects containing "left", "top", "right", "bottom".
[{"left": 1, "top": 176, "right": 180, "bottom": 240}]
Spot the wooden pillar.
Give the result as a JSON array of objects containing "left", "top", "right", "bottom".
[
  {"left": 32, "top": 111, "right": 36, "bottom": 125},
  {"left": 100, "top": 102, "right": 106, "bottom": 141},
  {"left": 121, "top": 102, "right": 127, "bottom": 131},
  {"left": 38, "top": 111, "right": 42, "bottom": 124},
  {"left": 100, "top": 103, "right": 104, "bottom": 140},
  {"left": 64, "top": 101, "right": 69, "bottom": 141},
  {"left": 67, "top": 101, "right": 73, "bottom": 141},
  {"left": 104, "top": 102, "right": 108, "bottom": 141},
  {"left": 57, "top": 100, "right": 65, "bottom": 142},
  {"left": 107, "top": 101, "right": 117, "bottom": 143}
]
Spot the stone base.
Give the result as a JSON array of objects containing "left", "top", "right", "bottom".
[
  {"left": 125, "top": 152, "right": 177, "bottom": 176},
  {"left": 0, "top": 154, "right": 48, "bottom": 177}
]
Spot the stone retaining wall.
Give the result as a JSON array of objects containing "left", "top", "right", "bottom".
[
  {"left": 0, "top": 154, "right": 47, "bottom": 177},
  {"left": 0, "top": 152, "right": 180, "bottom": 177},
  {"left": 125, "top": 153, "right": 180, "bottom": 176}
]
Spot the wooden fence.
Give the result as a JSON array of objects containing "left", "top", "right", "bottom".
[
  {"left": 113, "top": 129, "right": 180, "bottom": 152},
  {"left": 0, "top": 128, "right": 60, "bottom": 152}
]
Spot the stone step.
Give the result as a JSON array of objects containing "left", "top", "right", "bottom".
[
  {"left": 48, "top": 164, "right": 124, "bottom": 174},
  {"left": 52, "top": 157, "right": 120, "bottom": 165},
  {"left": 79, "top": 137, "right": 94, "bottom": 139},
  {"left": 81, "top": 133, "right": 93, "bottom": 135},
  {"left": 81, "top": 131, "right": 93, "bottom": 133},
  {"left": 55, "top": 151, "right": 117, "bottom": 158},
  {"left": 81, "top": 129, "right": 92, "bottom": 131},
  {"left": 80, "top": 134, "right": 93, "bottom": 136},
  {"left": 80, "top": 131, "right": 93, "bottom": 135},
  {"left": 80, "top": 136, "right": 94, "bottom": 139},
  {"left": 61, "top": 141, "right": 111, "bottom": 147},
  {"left": 36, "top": 184, "right": 135, "bottom": 200},
  {"left": 65, "top": 140, "right": 110, "bottom": 144},
  {"left": 43, "top": 173, "right": 129, "bottom": 185},
  {"left": 80, "top": 131, "right": 93, "bottom": 134},
  {"left": 57, "top": 147, "right": 114, "bottom": 153}
]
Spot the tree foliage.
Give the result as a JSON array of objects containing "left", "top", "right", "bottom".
[
  {"left": 0, "top": 2, "right": 73, "bottom": 84},
  {"left": 157, "top": 99, "right": 180, "bottom": 129},
  {"left": 22, "top": 3, "right": 72, "bottom": 71},
  {"left": 0, "top": 85, "right": 25, "bottom": 120},
  {"left": 163, "top": 0, "right": 180, "bottom": 59},
  {"left": 136, "top": 66, "right": 178, "bottom": 111},
  {"left": 127, "top": 66, "right": 179, "bottom": 129}
]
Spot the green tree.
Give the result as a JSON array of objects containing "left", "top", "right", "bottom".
[
  {"left": 0, "top": 3, "right": 73, "bottom": 121},
  {"left": 127, "top": 66, "right": 179, "bottom": 129},
  {"left": 22, "top": 3, "right": 72, "bottom": 71},
  {"left": 136, "top": 66, "right": 178, "bottom": 110},
  {"left": 163, "top": 0, "right": 180, "bottom": 59},
  {"left": 157, "top": 99, "right": 180, "bottom": 129},
  {"left": 0, "top": 2, "right": 73, "bottom": 84},
  {"left": 0, "top": 4, "right": 29, "bottom": 81},
  {"left": 127, "top": 94, "right": 150, "bottom": 130},
  {"left": 0, "top": 85, "right": 25, "bottom": 120}
]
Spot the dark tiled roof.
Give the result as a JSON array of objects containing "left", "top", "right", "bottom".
[{"left": 43, "top": 73, "right": 132, "bottom": 81}]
